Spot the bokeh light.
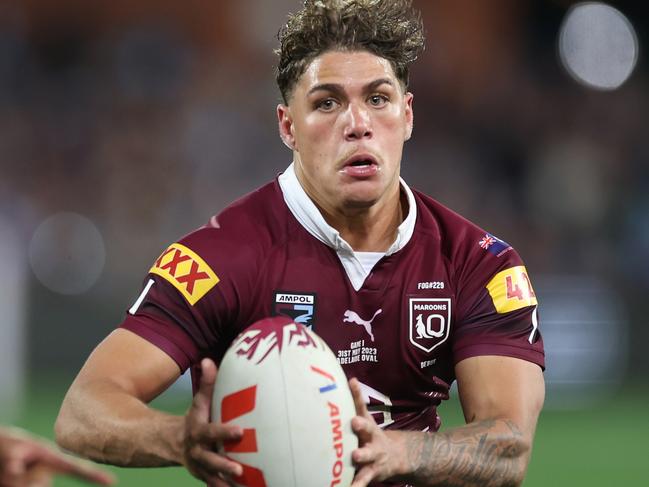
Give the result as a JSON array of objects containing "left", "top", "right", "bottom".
[
  {"left": 558, "top": 2, "right": 639, "bottom": 90},
  {"left": 28, "top": 212, "right": 106, "bottom": 295}
]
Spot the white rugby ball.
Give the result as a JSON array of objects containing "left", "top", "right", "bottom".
[{"left": 212, "top": 316, "right": 358, "bottom": 487}]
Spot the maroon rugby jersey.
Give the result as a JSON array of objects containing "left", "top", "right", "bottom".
[{"left": 121, "top": 173, "right": 544, "bottom": 483}]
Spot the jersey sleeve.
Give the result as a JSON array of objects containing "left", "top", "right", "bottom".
[
  {"left": 452, "top": 234, "right": 545, "bottom": 369},
  {"left": 119, "top": 226, "right": 260, "bottom": 372}
]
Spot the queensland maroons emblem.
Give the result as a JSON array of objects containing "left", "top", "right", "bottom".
[{"left": 408, "top": 298, "right": 451, "bottom": 353}]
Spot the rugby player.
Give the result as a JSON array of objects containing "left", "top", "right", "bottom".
[{"left": 56, "top": 1, "right": 545, "bottom": 486}]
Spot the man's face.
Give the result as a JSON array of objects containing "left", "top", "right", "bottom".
[{"left": 278, "top": 50, "right": 413, "bottom": 217}]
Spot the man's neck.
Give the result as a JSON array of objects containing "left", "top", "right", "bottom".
[{"left": 319, "top": 190, "right": 406, "bottom": 252}]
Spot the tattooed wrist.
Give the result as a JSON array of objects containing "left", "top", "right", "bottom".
[{"left": 399, "top": 419, "right": 529, "bottom": 487}]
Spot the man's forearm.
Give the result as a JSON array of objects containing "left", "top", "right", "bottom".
[
  {"left": 55, "top": 380, "right": 185, "bottom": 468},
  {"left": 395, "top": 419, "right": 530, "bottom": 487}
]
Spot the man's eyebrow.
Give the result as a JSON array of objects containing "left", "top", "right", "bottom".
[
  {"left": 366, "top": 78, "right": 395, "bottom": 92},
  {"left": 306, "top": 78, "right": 396, "bottom": 97},
  {"left": 307, "top": 83, "right": 345, "bottom": 97}
]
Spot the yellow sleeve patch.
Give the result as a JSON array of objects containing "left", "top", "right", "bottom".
[
  {"left": 486, "top": 265, "right": 537, "bottom": 314},
  {"left": 149, "top": 243, "right": 219, "bottom": 305}
]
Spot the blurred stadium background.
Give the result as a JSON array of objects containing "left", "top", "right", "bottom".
[{"left": 0, "top": 0, "right": 647, "bottom": 485}]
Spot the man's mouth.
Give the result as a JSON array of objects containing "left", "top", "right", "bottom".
[
  {"left": 349, "top": 159, "right": 374, "bottom": 167},
  {"left": 341, "top": 154, "right": 379, "bottom": 178}
]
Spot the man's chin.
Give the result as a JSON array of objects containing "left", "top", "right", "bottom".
[{"left": 340, "top": 195, "right": 379, "bottom": 211}]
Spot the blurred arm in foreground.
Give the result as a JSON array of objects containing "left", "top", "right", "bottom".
[{"left": 0, "top": 426, "right": 115, "bottom": 487}]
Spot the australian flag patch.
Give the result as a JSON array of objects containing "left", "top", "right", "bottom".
[{"left": 478, "top": 233, "right": 513, "bottom": 257}]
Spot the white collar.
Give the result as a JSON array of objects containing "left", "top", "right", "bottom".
[{"left": 278, "top": 163, "right": 417, "bottom": 290}]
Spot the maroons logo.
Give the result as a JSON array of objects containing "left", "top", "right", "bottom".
[{"left": 408, "top": 298, "right": 452, "bottom": 353}]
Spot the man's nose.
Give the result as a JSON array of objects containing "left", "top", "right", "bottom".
[{"left": 343, "top": 102, "right": 372, "bottom": 141}]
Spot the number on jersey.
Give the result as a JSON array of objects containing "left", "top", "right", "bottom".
[{"left": 486, "top": 265, "right": 537, "bottom": 313}]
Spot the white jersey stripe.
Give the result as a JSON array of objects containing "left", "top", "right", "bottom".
[{"left": 129, "top": 278, "right": 155, "bottom": 315}]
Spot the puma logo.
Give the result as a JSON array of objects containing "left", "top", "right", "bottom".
[{"left": 343, "top": 309, "right": 382, "bottom": 342}]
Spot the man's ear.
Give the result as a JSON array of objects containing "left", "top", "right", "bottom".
[
  {"left": 277, "top": 104, "right": 296, "bottom": 150},
  {"left": 404, "top": 92, "right": 414, "bottom": 141}
]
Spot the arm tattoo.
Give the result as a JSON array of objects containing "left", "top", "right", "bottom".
[{"left": 401, "top": 419, "right": 529, "bottom": 487}]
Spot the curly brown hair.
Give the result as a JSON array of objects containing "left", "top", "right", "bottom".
[{"left": 276, "top": 0, "right": 425, "bottom": 103}]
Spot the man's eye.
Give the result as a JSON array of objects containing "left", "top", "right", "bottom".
[
  {"left": 317, "top": 99, "right": 338, "bottom": 111},
  {"left": 369, "top": 95, "right": 388, "bottom": 107}
]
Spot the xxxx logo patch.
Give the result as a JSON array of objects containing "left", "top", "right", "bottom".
[{"left": 149, "top": 243, "right": 219, "bottom": 305}]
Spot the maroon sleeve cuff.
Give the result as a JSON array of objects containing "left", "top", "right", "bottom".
[
  {"left": 453, "top": 342, "right": 545, "bottom": 370},
  {"left": 120, "top": 313, "right": 200, "bottom": 372}
]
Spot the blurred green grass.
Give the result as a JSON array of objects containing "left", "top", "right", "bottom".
[{"left": 14, "top": 381, "right": 649, "bottom": 486}]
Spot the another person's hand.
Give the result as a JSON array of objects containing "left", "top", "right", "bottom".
[
  {"left": 182, "top": 358, "right": 244, "bottom": 487},
  {"left": 349, "top": 378, "right": 409, "bottom": 487},
  {"left": 0, "top": 427, "right": 115, "bottom": 487}
]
